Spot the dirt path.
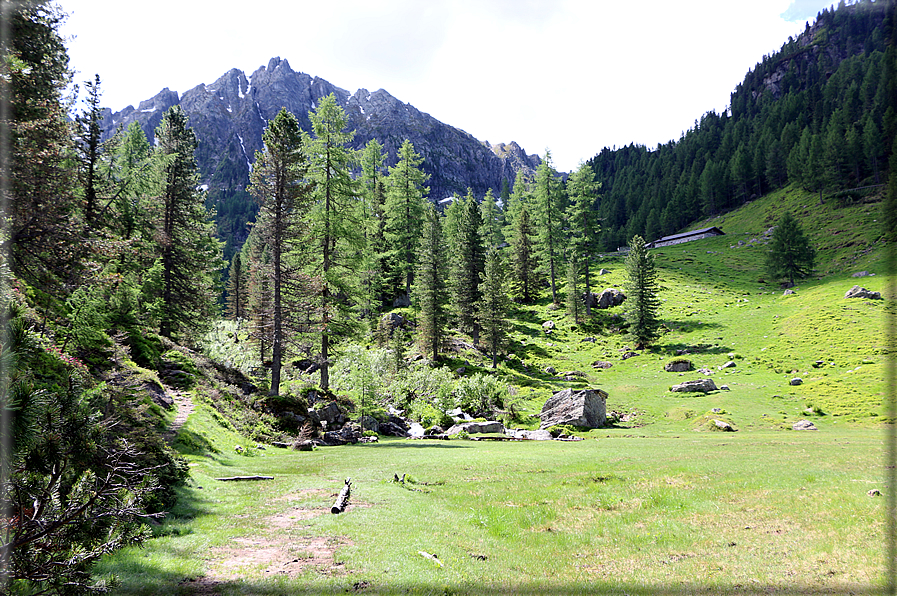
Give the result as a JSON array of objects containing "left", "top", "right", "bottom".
[{"left": 164, "top": 389, "right": 194, "bottom": 444}]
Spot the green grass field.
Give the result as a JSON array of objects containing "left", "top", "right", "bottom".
[{"left": 98, "top": 185, "right": 892, "bottom": 595}]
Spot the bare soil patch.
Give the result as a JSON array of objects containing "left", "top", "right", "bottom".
[{"left": 186, "top": 504, "right": 351, "bottom": 594}]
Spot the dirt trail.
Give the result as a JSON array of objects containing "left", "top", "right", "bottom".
[{"left": 164, "top": 389, "right": 194, "bottom": 444}]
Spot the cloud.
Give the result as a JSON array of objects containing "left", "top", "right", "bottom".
[{"left": 780, "top": 0, "right": 835, "bottom": 23}]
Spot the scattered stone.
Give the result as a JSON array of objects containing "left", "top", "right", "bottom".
[
  {"left": 852, "top": 271, "right": 870, "bottom": 277},
  {"left": 792, "top": 419, "right": 817, "bottom": 431},
  {"left": 790, "top": 377, "right": 803, "bottom": 386},
  {"left": 697, "top": 368, "right": 714, "bottom": 375},
  {"left": 425, "top": 425, "right": 445, "bottom": 436},
  {"left": 506, "top": 428, "right": 553, "bottom": 441},
  {"left": 581, "top": 337, "right": 597, "bottom": 343},
  {"left": 291, "top": 440, "right": 315, "bottom": 451},
  {"left": 783, "top": 289, "right": 796, "bottom": 296},
  {"left": 359, "top": 415, "right": 379, "bottom": 433},
  {"left": 545, "top": 366, "right": 557, "bottom": 375},
  {"left": 379, "top": 312, "right": 407, "bottom": 336},
  {"left": 599, "top": 268, "right": 611, "bottom": 275},
  {"left": 621, "top": 351, "right": 639, "bottom": 360},
  {"left": 720, "top": 385, "right": 730, "bottom": 391},
  {"left": 812, "top": 360, "right": 825, "bottom": 368},
  {"left": 592, "top": 360, "right": 613, "bottom": 369},
  {"left": 868, "top": 489, "right": 882, "bottom": 497},
  {"left": 845, "top": 285, "right": 882, "bottom": 300},
  {"left": 445, "top": 421, "right": 505, "bottom": 435},
  {"left": 712, "top": 419, "right": 736, "bottom": 432},
  {"left": 670, "top": 378, "right": 718, "bottom": 393},
  {"left": 719, "top": 360, "right": 737, "bottom": 369},
  {"left": 392, "top": 293, "right": 411, "bottom": 308},
  {"left": 542, "top": 320, "right": 555, "bottom": 331},
  {"left": 711, "top": 408, "right": 722, "bottom": 413},
  {"left": 455, "top": 367, "right": 467, "bottom": 375},
  {"left": 539, "top": 388, "right": 608, "bottom": 429},
  {"left": 665, "top": 359, "right": 693, "bottom": 372}
]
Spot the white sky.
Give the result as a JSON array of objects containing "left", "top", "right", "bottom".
[{"left": 59, "top": 0, "right": 835, "bottom": 173}]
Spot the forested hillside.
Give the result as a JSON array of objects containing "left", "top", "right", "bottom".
[{"left": 588, "top": 0, "right": 897, "bottom": 250}]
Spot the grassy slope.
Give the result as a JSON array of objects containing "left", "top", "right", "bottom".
[{"left": 97, "top": 184, "right": 891, "bottom": 594}]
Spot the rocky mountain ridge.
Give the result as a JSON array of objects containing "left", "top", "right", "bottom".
[{"left": 100, "top": 57, "right": 541, "bottom": 202}]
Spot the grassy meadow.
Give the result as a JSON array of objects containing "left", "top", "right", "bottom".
[{"left": 99, "top": 186, "right": 891, "bottom": 595}]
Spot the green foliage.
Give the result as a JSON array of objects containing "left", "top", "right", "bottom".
[
  {"left": 532, "top": 151, "right": 566, "bottom": 303},
  {"left": 413, "top": 203, "right": 448, "bottom": 361},
  {"left": 453, "top": 373, "right": 508, "bottom": 418},
  {"left": 448, "top": 191, "right": 486, "bottom": 341},
  {"left": 477, "top": 246, "right": 511, "bottom": 368},
  {"left": 384, "top": 139, "right": 429, "bottom": 298},
  {"left": 765, "top": 212, "right": 817, "bottom": 285}
]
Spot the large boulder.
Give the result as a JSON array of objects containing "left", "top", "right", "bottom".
[
  {"left": 539, "top": 388, "right": 608, "bottom": 429},
  {"left": 596, "top": 288, "right": 626, "bottom": 309},
  {"left": 845, "top": 285, "right": 882, "bottom": 300},
  {"left": 670, "top": 378, "right": 718, "bottom": 393},
  {"left": 664, "top": 359, "right": 693, "bottom": 372},
  {"left": 445, "top": 421, "right": 505, "bottom": 435}
]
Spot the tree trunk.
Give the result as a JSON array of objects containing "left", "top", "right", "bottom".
[{"left": 331, "top": 478, "right": 351, "bottom": 514}]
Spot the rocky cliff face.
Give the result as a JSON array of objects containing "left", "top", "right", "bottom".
[{"left": 102, "top": 57, "right": 541, "bottom": 202}]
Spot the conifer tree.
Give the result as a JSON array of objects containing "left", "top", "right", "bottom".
[
  {"left": 477, "top": 246, "right": 511, "bottom": 368},
  {"left": 245, "top": 231, "right": 273, "bottom": 364},
  {"left": 765, "top": 212, "right": 816, "bottom": 286},
  {"left": 225, "top": 252, "right": 248, "bottom": 321},
  {"left": 384, "top": 139, "right": 429, "bottom": 299},
  {"left": 564, "top": 252, "right": 584, "bottom": 324},
  {"left": 248, "top": 108, "right": 311, "bottom": 395},
  {"left": 359, "top": 139, "right": 389, "bottom": 315},
  {"left": 533, "top": 150, "right": 566, "bottom": 304},
  {"left": 509, "top": 204, "right": 538, "bottom": 303},
  {"left": 479, "top": 188, "right": 504, "bottom": 249},
  {"left": 154, "top": 106, "right": 223, "bottom": 340},
  {"left": 623, "top": 235, "right": 661, "bottom": 350},
  {"left": 449, "top": 191, "right": 486, "bottom": 342},
  {"left": 304, "top": 94, "right": 362, "bottom": 391},
  {"left": 565, "top": 162, "right": 601, "bottom": 316},
  {"left": 413, "top": 203, "right": 448, "bottom": 362}
]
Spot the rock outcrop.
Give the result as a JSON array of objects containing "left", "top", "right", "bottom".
[
  {"left": 670, "top": 378, "right": 718, "bottom": 393},
  {"left": 845, "top": 285, "right": 882, "bottom": 300}
]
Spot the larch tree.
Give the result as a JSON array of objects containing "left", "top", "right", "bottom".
[
  {"left": 479, "top": 188, "right": 504, "bottom": 249},
  {"left": 248, "top": 108, "right": 311, "bottom": 396},
  {"left": 384, "top": 139, "right": 429, "bottom": 300},
  {"left": 225, "top": 252, "right": 248, "bottom": 321},
  {"left": 477, "top": 246, "right": 511, "bottom": 368},
  {"left": 304, "top": 93, "right": 362, "bottom": 391},
  {"left": 565, "top": 162, "right": 601, "bottom": 316},
  {"left": 533, "top": 150, "right": 566, "bottom": 304},
  {"left": 359, "top": 139, "right": 389, "bottom": 315},
  {"left": 765, "top": 212, "right": 816, "bottom": 286},
  {"left": 154, "top": 106, "right": 223, "bottom": 340},
  {"left": 623, "top": 235, "right": 661, "bottom": 350},
  {"left": 413, "top": 202, "right": 448, "bottom": 362}
]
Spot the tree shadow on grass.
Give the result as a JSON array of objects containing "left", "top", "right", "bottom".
[
  {"left": 661, "top": 318, "right": 724, "bottom": 334},
  {"left": 361, "top": 440, "right": 472, "bottom": 449}
]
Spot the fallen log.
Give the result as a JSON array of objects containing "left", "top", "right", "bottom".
[
  {"left": 331, "top": 478, "right": 351, "bottom": 514},
  {"left": 215, "top": 475, "right": 274, "bottom": 481}
]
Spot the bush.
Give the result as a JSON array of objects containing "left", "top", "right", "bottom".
[{"left": 454, "top": 373, "right": 508, "bottom": 417}]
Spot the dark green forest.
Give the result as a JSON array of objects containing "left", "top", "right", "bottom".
[
  {"left": 588, "top": 0, "right": 897, "bottom": 250},
  {"left": 1, "top": 0, "right": 896, "bottom": 593}
]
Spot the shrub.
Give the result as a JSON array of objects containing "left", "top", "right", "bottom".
[{"left": 453, "top": 373, "right": 508, "bottom": 417}]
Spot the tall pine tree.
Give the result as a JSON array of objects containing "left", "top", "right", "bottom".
[
  {"left": 413, "top": 203, "right": 448, "bottom": 362},
  {"left": 449, "top": 191, "right": 486, "bottom": 342},
  {"left": 623, "top": 235, "right": 661, "bottom": 350},
  {"left": 533, "top": 151, "right": 565, "bottom": 304},
  {"left": 384, "top": 139, "right": 429, "bottom": 300},
  {"left": 565, "top": 162, "right": 601, "bottom": 316},
  {"left": 477, "top": 246, "right": 511, "bottom": 368}
]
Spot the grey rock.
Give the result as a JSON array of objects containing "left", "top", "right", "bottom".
[
  {"left": 539, "top": 388, "right": 608, "bottom": 429},
  {"left": 712, "top": 419, "right": 736, "bottom": 432},
  {"left": 719, "top": 360, "right": 737, "bottom": 369},
  {"left": 852, "top": 271, "right": 870, "bottom": 277},
  {"left": 621, "top": 351, "right": 639, "bottom": 360},
  {"left": 445, "top": 421, "right": 505, "bottom": 435},
  {"left": 598, "top": 268, "right": 611, "bottom": 275},
  {"left": 506, "top": 428, "right": 553, "bottom": 441},
  {"left": 542, "top": 320, "right": 555, "bottom": 331},
  {"left": 392, "top": 293, "right": 411, "bottom": 308},
  {"left": 670, "top": 378, "right": 718, "bottom": 393},
  {"left": 720, "top": 385, "right": 730, "bottom": 391},
  {"left": 845, "top": 285, "right": 882, "bottom": 300},
  {"left": 868, "top": 489, "right": 882, "bottom": 497},
  {"left": 665, "top": 359, "right": 693, "bottom": 372},
  {"left": 379, "top": 312, "right": 407, "bottom": 335},
  {"left": 592, "top": 360, "right": 613, "bottom": 369},
  {"left": 792, "top": 419, "right": 817, "bottom": 431},
  {"left": 596, "top": 288, "right": 626, "bottom": 309},
  {"left": 359, "top": 415, "right": 379, "bottom": 433},
  {"left": 783, "top": 289, "right": 796, "bottom": 295},
  {"left": 378, "top": 421, "right": 409, "bottom": 437},
  {"left": 697, "top": 368, "right": 714, "bottom": 375},
  {"left": 545, "top": 366, "right": 557, "bottom": 375},
  {"left": 790, "top": 377, "right": 803, "bottom": 386}
]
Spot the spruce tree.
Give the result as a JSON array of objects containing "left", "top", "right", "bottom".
[
  {"left": 248, "top": 108, "right": 311, "bottom": 395},
  {"left": 477, "top": 246, "right": 511, "bottom": 368},
  {"left": 384, "top": 139, "right": 429, "bottom": 300},
  {"left": 564, "top": 252, "right": 584, "bottom": 324},
  {"left": 413, "top": 203, "right": 448, "bottom": 362},
  {"left": 623, "top": 235, "right": 661, "bottom": 350},
  {"left": 450, "top": 191, "right": 486, "bottom": 342},
  {"left": 304, "top": 94, "right": 362, "bottom": 391},
  {"left": 154, "top": 106, "right": 223, "bottom": 340},
  {"left": 765, "top": 212, "right": 816, "bottom": 286},
  {"left": 225, "top": 252, "right": 248, "bottom": 321},
  {"left": 479, "top": 188, "right": 504, "bottom": 249}
]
